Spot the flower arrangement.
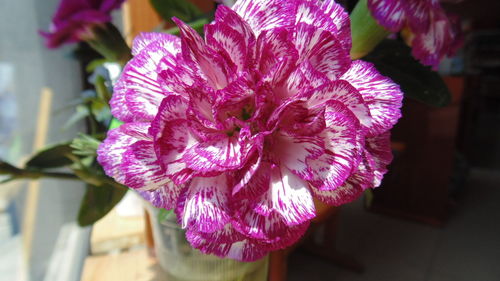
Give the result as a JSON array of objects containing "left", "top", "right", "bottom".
[{"left": 0, "top": 0, "right": 462, "bottom": 264}]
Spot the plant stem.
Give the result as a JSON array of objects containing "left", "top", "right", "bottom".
[{"left": 350, "top": 0, "right": 390, "bottom": 60}]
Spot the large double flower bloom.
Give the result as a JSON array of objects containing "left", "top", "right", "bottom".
[{"left": 98, "top": 0, "right": 403, "bottom": 261}]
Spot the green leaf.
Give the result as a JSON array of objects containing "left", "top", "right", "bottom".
[
  {"left": 109, "top": 118, "right": 123, "bottom": 130},
  {"left": 77, "top": 184, "right": 128, "bottom": 226},
  {"left": 94, "top": 75, "right": 112, "bottom": 105},
  {"left": 71, "top": 134, "right": 101, "bottom": 157},
  {"left": 364, "top": 39, "right": 451, "bottom": 107},
  {"left": 0, "top": 160, "right": 22, "bottom": 175},
  {"left": 63, "top": 105, "right": 90, "bottom": 130},
  {"left": 25, "top": 143, "right": 74, "bottom": 169},
  {"left": 157, "top": 208, "right": 174, "bottom": 223},
  {"left": 150, "top": 0, "right": 203, "bottom": 23}
]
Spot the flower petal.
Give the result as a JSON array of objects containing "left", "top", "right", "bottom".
[
  {"left": 366, "top": 131, "right": 393, "bottom": 187},
  {"left": 307, "top": 80, "right": 372, "bottom": 129},
  {"left": 307, "top": 100, "right": 361, "bottom": 191},
  {"left": 131, "top": 32, "right": 181, "bottom": 56},
  {"left": 367, "top": 0, "right": 407, "bottom": 32},
  {"left": 256, "top": 27, "right": 298, "bottom": 86},
  {"left": 269, "top": 165, "right": 316, "bottom": 226},
  {"left": 340, "top": 60, "right": 403, "bottom": 136},
  {"left": 206, "top": 6, "right": 256, "bottom": 72},
  {"left": 294, "top": 23, "right": 351, "bottom": 80},
  {"left": 121, "top": 140, "right": 172, "bottom": 191},
  {"left": 150, "top": 96, "right": 196, "bottom": 185},
  {"left": 97, "top": 122, "right": 150, "bottom": 183},
  {"left": 113, "top": 41, "right": 176, "bottom": 122},
  {"left": 174, "top": 18, "right": 234, "bottom": 90},
  {"left": 232, "top": 0, "right": 295, "bottom": 36},
  {"left": 178, "top": 175, "right": 231, "bottom": 233},
  {"left": 186, "top": 225, "right": 267, "bottom": 262},
  {"left": 321, "top": 0, "right": 352, "bottom": 52},
  {"left": 272, "top": 131, "right": 323, "bottom": 181},
  {"left": 311, "top": 150, "right": 375, "bottom": 206},
  {"left": 137, "top": 182, "right": 182, "bottom": 210}
]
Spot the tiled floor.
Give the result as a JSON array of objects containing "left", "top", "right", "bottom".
[{"left": 288, "top": 168, "right": 500, "bottom": 281}]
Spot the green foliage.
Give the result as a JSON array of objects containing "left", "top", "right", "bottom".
[
  {"left": 77, "top": 183, "right": 128, "bottom": 226},
  {"left": 150, "top": 0, "right": 203, "bottom": 23},
  {"left": 364, "top": 40, "right": 452, "bottom": 107},
  {"left": 157, "top": 208, "right": 174, "bottom": 223},
  {"left": 25, "top": 143, "right": 73, "bottom": 169},
  {"left": 71, "top": 134, "right": 101, "bottom": 157}
]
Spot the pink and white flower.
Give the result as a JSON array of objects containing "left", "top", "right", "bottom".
[
  {"left": 367, "top": 0, "right": 462, "bottom": 69},
  {"left": 98, "top": 0, "right": 403, "bottom": 261}
]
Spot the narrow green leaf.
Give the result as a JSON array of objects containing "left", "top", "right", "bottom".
[
  {"left": 364, "top": 39, "right": 452, "bottom": 107},
  {"left": 77, "top": 184, "right": 128, "bottom": 226},
  {"left": 150, "top": 0, "right": 203, "bottom": 23},
  {"left": 25, "top": 143, "right": 74, "bottom": 169},
  {"left": 71, "top": 134, "right": 101, "bottom": 157},
  {"left": 157, "top": 208, "right": 174, "bottom": 223},
  {"left": 63, "top": 105, "right": 90, "bottom": 130},
  {"left": 0, "top": 160, "right": 22, "bottom": 175},
  {"left": 109, "top": 118, "right": 123, "bottom": 130}
]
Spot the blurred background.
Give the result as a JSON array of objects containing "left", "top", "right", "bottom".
[{"left": 0, "top": 0, "right": 499, "bottom": 280}]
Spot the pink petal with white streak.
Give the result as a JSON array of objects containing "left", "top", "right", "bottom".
[
  {"left": 321, "top": 0, "right": 352, "bottom": 51},
  {"left": 149, "top": 96, "right": 196, "bottom": 185},
  {"left": 367, "top": 0, "right": 406, "bottom": 32},
  {"left": 271, "top": 131, "right": 323, "bottom": 181},
  {"left": 366, "top": 131, "right": 393, "bottom": 187},
  {"left": 186, "top": 225, "right": 267, "bottom": 261},
  {"left": 131, "top": 32, "right": 181, "bottom": 56},
  {"left": 206, "top": 6, "right": 256, "bottom": 72},
  {"left": 307, "top": 100, "right": 361, "bottom": 191},
  {"left": 269, "top": 165, "right": 316, "bottom": 226},
  {"left": 311, "top": 150, "right": 376, "bottom": 206},
  {"left": 121, "top": 140, "right": 172, "bottom": 191},
  {"left": 294, "top": 23, "right": 351, "bottom": 80},
  {"left": 97, "top": 122, "right": 150, "bottom": 184},
  {"left": 174, "top": 18, "right": 234, "bottom": 89},
  {"left": 137, "top": 182, "right": 182, "bottom": 210},
  {"left": 114, "top": 41, "right": 176, "bottom": 122},
  {"left": 341, "top": 60, "right": 403, "bottom": 136},
  {"left": 307, "top": 80, "right": 372, "bottom": 129},
  {"left": 256, "top": 27, "right": 298, "bottom": 86},
  {"left": 232, "top": 0, "right": 295, "bottom": 36},
  {"left": 179, "top": 175, "right": 231, "bottom": 233}
]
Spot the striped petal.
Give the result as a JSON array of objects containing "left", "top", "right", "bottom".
[
  {"left": 232, "top": 0, "right": 295, "bottom": 36},
  {"left": 367, "top": 0, "right": 407, "bottom": 32},
  {"left": 149, "top": 96, "right": 196, "bottom": 185},
  {"left": 121, "top": 140, "right": 171, "bottom": 191},
  {"left": 294, "top": 23, "right": 351, "bottom": 80},
  {"left": 178, "top": 174, "right": 231, "bottom": 233},
  {"left": 307, "top": 100, "right": 361, "bottom": 191},
  {"left": 112, "top": 41, "right": 176, "bottom": 122},
  {"left": 206, "top": 6, "right": 256, "bottom": 72},
  {"left": 321, "top": 0, "right": 351, "bottom": 52},
  {"left": 131, "top": 32, "right": 181, "bottom": 56},
  {"left": 269, "top": 165, "right": 316, "bottom": 226},
  {"left": 137, "top": 182, "right": 182, "bottom": 210},
  {"left": 97, "top": 122, "right": 150, "bottom": 184},
  {"left": 186, "top": 225, "right": 267, "bottom": 261},
  {"left": 341, "top": 60, "right": 403, "bottom": 136},
  {"left": 307, "top": 80, "right": 372, "bottom": 129}
]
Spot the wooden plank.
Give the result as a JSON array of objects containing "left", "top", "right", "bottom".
[
  {"left": 81, "top": 249, "right": 167, "bottom": 281},
  {"left": 91, "top": 207, "right": 145, "bottom": 254},
  {"left": 22, "top": 87, "right": 52, "bottom": 263}
]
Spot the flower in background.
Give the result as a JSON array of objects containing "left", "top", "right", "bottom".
[
  {"left": 40, "top": 0, "right": 125, "bottom": 48},
  {"left": 98, "top": 0, "right": 403, "bottom": 261},
  {"left": 367, "top": 0, "right": 462, "bottom": 69}
]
